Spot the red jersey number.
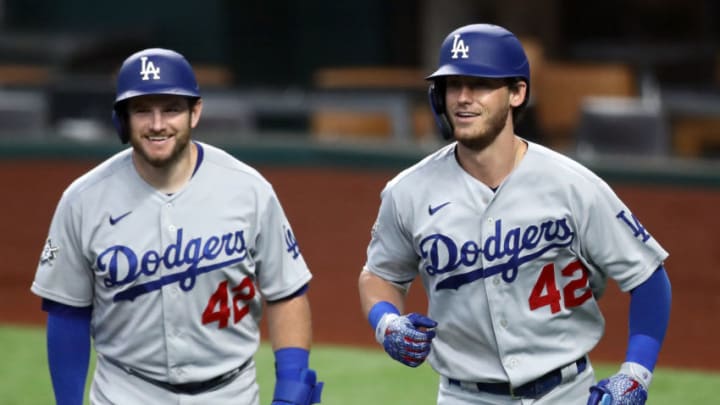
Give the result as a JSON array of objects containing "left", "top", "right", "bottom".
[
  {"left": 528, "top": 260, "right": 592, "bottom": 314},
  {"left": 202, "top": 277, "right": 256, "bottom": 329}
]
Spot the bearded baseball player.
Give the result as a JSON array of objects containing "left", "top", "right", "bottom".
[
  {"left": 31, "top": 48, "right": 323, "bottom": 405},
  {"left": 358, "top": 24, "right": 671, "bottom": 405}
]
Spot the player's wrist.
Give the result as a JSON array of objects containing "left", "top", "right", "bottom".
[
  {"left": 620, "top": 361, "right": 653, "bottom": 389},
  {"left": 374, "top": 312, "right": 401, "bottom": 345},
  {"left": 368, "top": 301, "right": 400, "bottom": 329},
  {"left": 368, "top": 301, "right": 401, "bottom": 344},
  {"left": 274, "top": 347, "right": 310, "bottom": 380}
]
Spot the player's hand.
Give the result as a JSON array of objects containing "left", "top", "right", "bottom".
[
  {"left": 587, "top": 374, "right": 648, "bottom": 405},
  {"left": 271, "top": 368, "right": 324, "bottom": 405},
  {"left": 376, "top": 312, "right": 437, "bottom": 367}
]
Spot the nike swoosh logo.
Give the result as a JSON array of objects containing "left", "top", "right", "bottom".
[
  {"left": 622, "top": 380, "right": 640, "bottom": 395},
  {"left": 428, "top": 202, "right": 451, "bottom": 216},
  {"left": 109, "top": 211, "right": 132, "bottom": 226}
]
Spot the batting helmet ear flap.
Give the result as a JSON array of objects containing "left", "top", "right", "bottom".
[
  {"left": 112, "top": 107, "right": 129, "bottom": 144},
  {"left": 428, "top": 81, "right": 454, "bottom": 140}
]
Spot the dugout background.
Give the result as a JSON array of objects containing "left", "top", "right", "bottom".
[{"left": 1, "top": 0, "right": 716, "bottom": 86}]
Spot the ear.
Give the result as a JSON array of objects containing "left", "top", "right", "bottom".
[
  {"left": 509, "top": 81, "right": 528, "bottom": 108},
  {"left": 190, "top": 98, "right": 203, "bottom": 129}
]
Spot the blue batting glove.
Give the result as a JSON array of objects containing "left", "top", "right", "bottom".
[
  {"left": 272, "top": 368, "right": 323, "bottom": 405},
  {"left": 587, "top": 374, "right": 648, "bottom": 405},
  {"left": 588, "top": 362, "right": 652, "bottom": 405},
  {"left": 376, "top": 312, "right": 437, "bottom": 367}
]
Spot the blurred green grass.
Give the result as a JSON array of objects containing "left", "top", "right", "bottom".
[{"left": 2, "top": 324, "right": 717, "bottom": 404}]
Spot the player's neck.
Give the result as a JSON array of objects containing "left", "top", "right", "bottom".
[
  {"left": 133, "top": 142, "right": 198, "bottom": 194},
  {"left": 455, "top": 134, "right": 526, "bottom": 189}
]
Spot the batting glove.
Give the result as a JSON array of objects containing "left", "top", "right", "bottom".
[
  {"left": 375, "top": 312, "right": 437, "bottom": 368},
  {"left": 587, "top": 362, "right": 652, "bottom": 405},
  {"left": 271, "top": 368, "right": 323, "bottom": 405}
]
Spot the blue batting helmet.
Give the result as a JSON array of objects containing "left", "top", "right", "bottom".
[
  {"left": 426, "top": 24, "right": 530, "bottom": 139},
  {"left": 112, "top": 48, "right": 200, "bottom": 143}
]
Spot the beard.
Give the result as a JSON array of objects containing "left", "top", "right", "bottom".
[
  {"left": 131, "top": 130, "right": 192, "bottom": 169},
  {"left": 453, "top": 102, "right": 510, "bottom": 151}
]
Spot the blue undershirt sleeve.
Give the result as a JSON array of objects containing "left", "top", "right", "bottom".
[
  {"left": 626, "top": 265, "right": 672, "bottom": 371},
  {"left": 42, "top": 299, "right": 92, "bottom": 405}
]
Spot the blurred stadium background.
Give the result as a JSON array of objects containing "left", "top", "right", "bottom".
[
  {"left": 0, "top": 0, "right": 716, "bottom": 157},
  {"left": 1, "top": 0, "right": 720, "bottom": 394}
]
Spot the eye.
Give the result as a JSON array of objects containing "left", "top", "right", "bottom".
[
  {"left": 129, "top": 106, "right": 151, "bottom": 114},
  {"left": 445, "top": 78, "right": 463, "bottom": 89},
  {"left": 469, "top": 80, "right": 495, "bottom": 90},
  {"left": 165, "top": 104, "right": 185, "bottom": 113}
]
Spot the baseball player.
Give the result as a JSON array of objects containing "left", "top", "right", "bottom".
[
  {"left": 358, "top": 24, "right": 671, "bottom": 405},
  {"left": 31, "top": 48, "right": 323, "bottom": 405}
]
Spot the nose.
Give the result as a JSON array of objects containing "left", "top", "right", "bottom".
[
  {"left": 457, "top": 85, "right": 473, "bottom": 103},
  {"left": 149, "top": 109, "right": 165, "bottom": 132}
]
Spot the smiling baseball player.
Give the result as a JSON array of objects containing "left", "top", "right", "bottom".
[
  {"left": 358, "top": 24, "right": 671, "bottom": 404},
  {"left": 31, "top": 48, "right": 323, "bottom": 405}
]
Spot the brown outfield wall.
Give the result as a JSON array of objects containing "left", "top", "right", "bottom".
[{"left": 2, "top": 160, "right": 718, "bottom": 372}]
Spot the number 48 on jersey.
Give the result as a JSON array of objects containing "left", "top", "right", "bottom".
[{"left": 202, "top": 277, "right": 256, "bottom": 328}]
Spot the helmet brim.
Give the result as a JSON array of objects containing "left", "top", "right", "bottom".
[
  {"left": 115, "top": 87, "right": 200, "bottom": 105},
  {"left": 426, "top": 63, "right": 527, "bottom": 81}
]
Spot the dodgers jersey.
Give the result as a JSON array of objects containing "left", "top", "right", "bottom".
[
  {"left": 364, "top": 140, "right": 668, "bottom": 386},
  {"left": 32, "top": 142, "right": 311, "bottom": 383}
]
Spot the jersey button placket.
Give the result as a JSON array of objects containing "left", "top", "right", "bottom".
[
  {"left": 160, "top": 201, "right": 177, "bottom": 270},
  {"left": 166, "top": 203, "right": 174, "bottom": 232},
  {"left": 161, "top": 199, "right": 185, "bottom": 376},
  {"left": 484, "top": 214, "right": 516, "bottom": 374},
  {"left": 505, "top": 357, "right": 519, "bottom": 369}
]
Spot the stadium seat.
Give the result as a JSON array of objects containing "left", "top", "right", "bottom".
[
  {"left": 574, "top": 96, "right": 670, "bottom": 158},
  {"left": 533, "top": 62, "right": 637, "bottom": 151}
]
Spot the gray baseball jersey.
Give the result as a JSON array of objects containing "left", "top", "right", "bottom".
[
  {"left": 32, "top": 142, "right": 311, "bottom": 390},
  {"left": 364, "top": 140, "right": 668, "bottom": 387}
]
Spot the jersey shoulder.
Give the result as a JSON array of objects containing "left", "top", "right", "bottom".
[
  {"left": 61, "top": 148, "right": 134, "bottom": 202},
  {"left": 526, "top": 141, "right": 607, "bottom": 187},
  {"left": 196, "top": 142, "right": 274, "bottom": 190},
  {"left": 383, "top": 143, "right": 456, "bottom": 196}
]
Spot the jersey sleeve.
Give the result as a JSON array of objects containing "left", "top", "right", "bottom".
[
  {"left": 576, "top": 178, "right": 668, "bottom": 293},
  {"left": 253, "top": 190, "right": 312, "bottom": 301},
  {"left": 364, "top": 186, "right": 419, "bottom": 283},
  {"left": 31, "top": 191, "right": 95, "bottom": 307}
]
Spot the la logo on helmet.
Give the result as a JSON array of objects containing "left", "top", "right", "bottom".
[
  {"left": 139, "top": 56, "right": 161, "bottom": 81},
  {"left": 450, "top": 35, "right": 469, "bottom": 59}
]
